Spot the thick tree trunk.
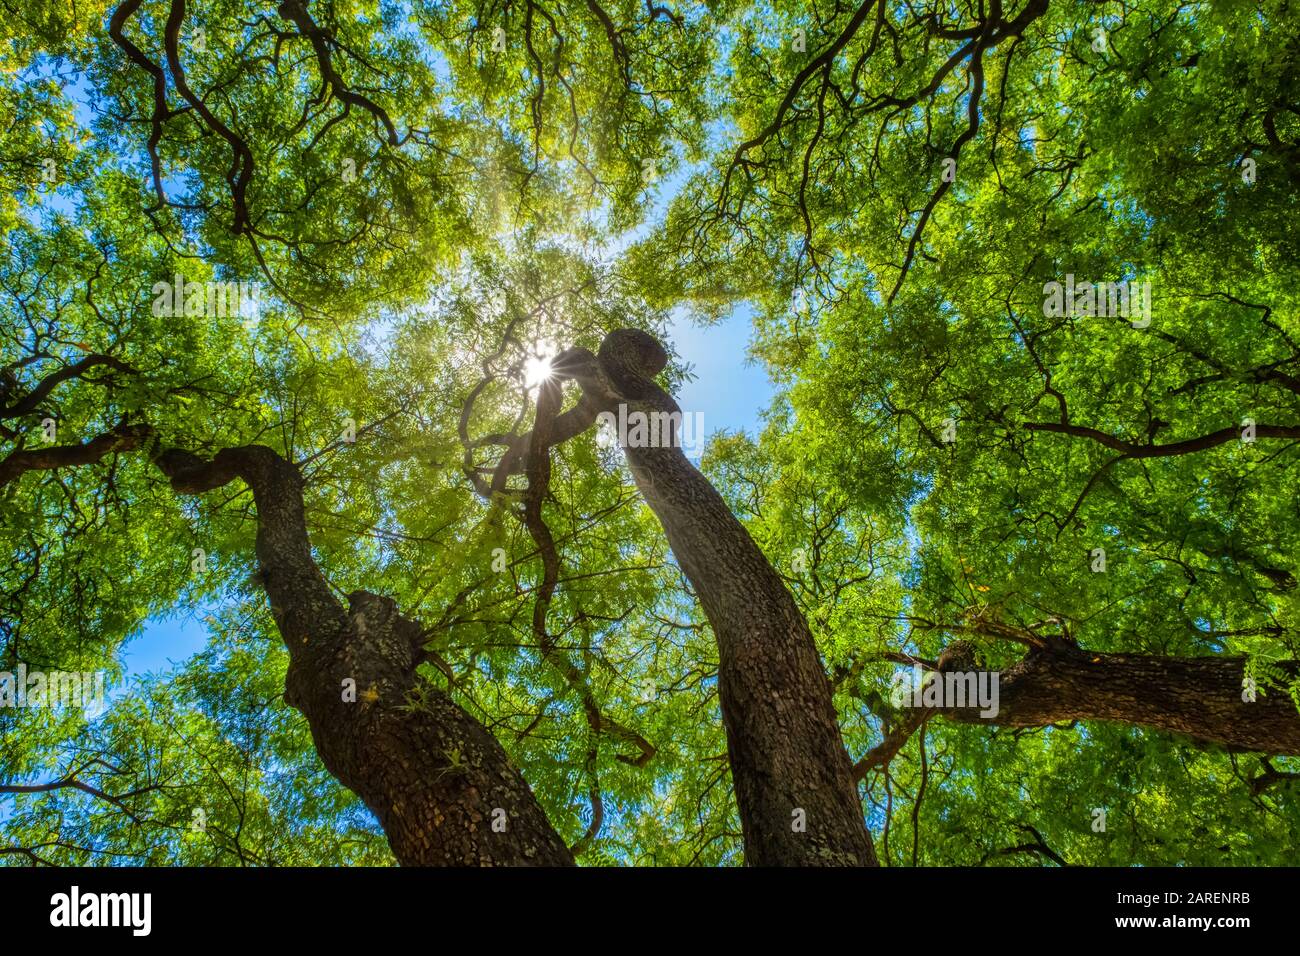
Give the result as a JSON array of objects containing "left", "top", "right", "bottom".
[
  {"left": 554, "top": 331, "right": 877, "bottom": 866},
  {"left": 628, "top": 442, "right": 876, "bottom": 866},
  {"left": 156, "top": 445, "right": 573, "bottom": 866}
]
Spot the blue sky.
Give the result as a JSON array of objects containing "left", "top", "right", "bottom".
[{"left": 670, "top": 305, "right": 772, "bottom": 439}]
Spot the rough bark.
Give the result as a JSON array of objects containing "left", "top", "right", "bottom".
[
  {"left": 155, "top": 445, "right": 573, "bottom": 866},
  {"left": 552, "top": 330, "right": 877, "bottom": 867},
  {"left": 0, "top": 423, "right": 152, "bottom": 488},
  {"left": 941, "top": 640, "right": 1300, "bottom": 753}
]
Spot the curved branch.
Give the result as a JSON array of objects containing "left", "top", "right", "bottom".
[
  {"left": 0, "top": 354, "right": 137, "bottom": 420},
  {"left": 276, "top": 0, "right": 400, "bottom": 146},
  {"left": 1025, "top": 420, "right": 1300, "bottom": 457},
  {"left": 162, "top": 0, "right": 255, "bottom": 234},
  {"left": 0, "top": 422, "right": 153, "bottom": 489}
]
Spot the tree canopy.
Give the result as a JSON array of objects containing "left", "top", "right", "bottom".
[{"left": 2, "top": 0, "right": 1299, "bottom": 866}]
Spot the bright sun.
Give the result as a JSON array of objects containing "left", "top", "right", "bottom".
[{"left": 524, "top": 353, "right": 554, "bottom": 387}]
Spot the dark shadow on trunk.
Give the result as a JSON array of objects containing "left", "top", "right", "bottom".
[{"left": 155, "top": 444, "right": 573, "bottom": 866}]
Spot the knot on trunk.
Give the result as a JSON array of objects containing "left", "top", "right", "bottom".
[
  {"left": 597, "top": 329, "right": 670, "bottom": 401},
  {"left": 936, "top": 639, "right": 979, "bottom": 672},
  {"left": 346, "top": 590, "right": 425, "bottom": 672}
]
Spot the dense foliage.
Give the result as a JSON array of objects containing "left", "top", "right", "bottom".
[{"left": 2, "top": 0, "right": 1298, "bottom": 865}]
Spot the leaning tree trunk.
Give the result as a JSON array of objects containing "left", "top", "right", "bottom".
[
  {"left": 156, "top": 445, "right": 573, "bottom": 866},
  {"left": 552, "top": 330, "right": 877, "bottom": 866}
]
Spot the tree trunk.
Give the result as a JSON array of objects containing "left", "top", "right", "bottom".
[
  {"left": 156, "top": 445, "right": 573, "bottom": 866},
  {"left": 554, "top": 330, "right": 877, "bottom": 866}
]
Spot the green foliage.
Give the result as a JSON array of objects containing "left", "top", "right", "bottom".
[{"left": 3, "top": 0, "right": 1299, "bottom": 866}]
